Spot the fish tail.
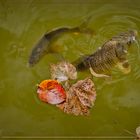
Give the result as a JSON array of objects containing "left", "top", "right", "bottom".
[
  {"left": 73, "top": 15, "right": 94, "bottom": 35},
  {"left": 79, "top": 15, "right": 93, "bottom": 29}
]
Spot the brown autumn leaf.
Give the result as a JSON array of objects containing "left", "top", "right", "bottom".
[{"left": 57, "top": 78, "right": 96, "bottom": 116}]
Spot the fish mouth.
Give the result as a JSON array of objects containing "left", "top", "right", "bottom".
[{"left": 130, "top": 30, "right": 138, "bottom": 41}]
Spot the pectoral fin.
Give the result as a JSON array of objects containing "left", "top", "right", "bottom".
[
  {"left": 117, "top": 60, "right": 131, "bottom": 74},
  {"left": 89, "top": 67, "right": 110, "bottom": 78}
]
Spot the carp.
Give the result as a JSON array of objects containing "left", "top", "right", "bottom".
[{"left": 28, "top": 16, "right": 94, "bottom": 67}]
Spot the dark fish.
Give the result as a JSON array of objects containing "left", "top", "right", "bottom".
[
  {"left": 28, "top": 16, "right": 94, "bottom": 67},
  {"left": 75, "top": 30, "right": 138, "bottom": 77}
]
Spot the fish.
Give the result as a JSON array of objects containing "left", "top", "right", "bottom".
[
  {"left": 28, "top": 16, "right": 94, "bottom": 67},
  {"left": 75, "top": 30, "right": 138, "bottom": 78}
]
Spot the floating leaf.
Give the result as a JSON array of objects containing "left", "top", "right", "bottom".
[
  {"left": 37, "top": 80, "right": 66, "bottom": 105},
  {"left": 57, "top": 78, "right": 96, "bottom": 116},
  {"left": 50, "top": 61, "right": 77, "bottom": 82}
]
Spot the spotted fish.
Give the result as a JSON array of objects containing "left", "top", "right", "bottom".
[{"left": 75, "top": 30, "right": 138, "bottom": 77}]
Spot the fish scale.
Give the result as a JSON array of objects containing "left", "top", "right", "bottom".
[
  {"left": 91, "top": 45, "right": 117, "bottom": 73},
  {"left": 75, "top": 30, "right": 138, "bottom": 76}
]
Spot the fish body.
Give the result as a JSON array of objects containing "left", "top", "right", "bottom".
[
  {"left": 29, "top": 20, "right": 94, "bottom": 67},
  {"left": 29, "top": 27, "right": 77, "bottom": 66},
  {"left": 76, "top": 30, "right": 138, "bottom": 77}
]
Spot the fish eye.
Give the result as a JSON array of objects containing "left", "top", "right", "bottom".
[
  {"left": 132, "top": 36, "right": 136, "bottom": 41},
  {"left": 127, "top": 39, "right": 132, "bottom": 45}
]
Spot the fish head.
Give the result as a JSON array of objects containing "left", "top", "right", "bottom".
[
  {"left": 28, "top": 46, "right": 44, "bottom": 67},
  {"left": 28, "top": 35, "right": 50, "bottom": 67},
  {"left": 126, "top": 30, "right": 138, "bottom": 45}
]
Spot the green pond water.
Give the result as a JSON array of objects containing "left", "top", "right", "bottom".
[{"left": 0, "top": 0, "right": 140, "bottom": 139}]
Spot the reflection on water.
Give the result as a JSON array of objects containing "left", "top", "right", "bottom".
[{"left": 0, "top": 0, "right": 140, "bottom": 137}]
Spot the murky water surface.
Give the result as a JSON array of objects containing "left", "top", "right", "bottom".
[{"left": 0, "top": 0, "right": 140, "bottom": 138}]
